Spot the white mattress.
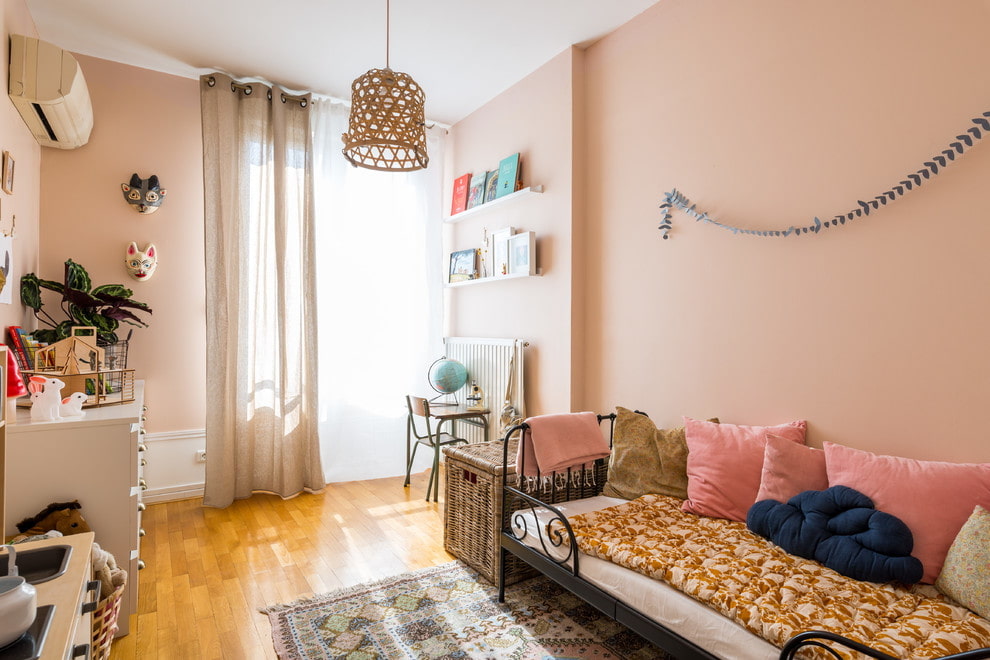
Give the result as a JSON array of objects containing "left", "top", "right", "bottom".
[{"left": 509, "top": 495, "right": 779, "bottom": 660}]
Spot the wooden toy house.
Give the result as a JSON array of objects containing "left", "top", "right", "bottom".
[
  {"left": 33, "top": 326, "right": 105, "bottom": 374},
  {"left": 23, "top": 326, "right": 135, "bottom": 407}
]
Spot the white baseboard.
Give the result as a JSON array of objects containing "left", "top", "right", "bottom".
[
  {"left": 143, "top": 483, "right": 204, "bottom": 504},
  {"left": 145, "top": 428, "right": 206, "bottom": 444}
]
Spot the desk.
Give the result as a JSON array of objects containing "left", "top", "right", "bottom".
[
  {"left": 406, "top": 401, "right": 491, "bottom": 502},
  {"left": 429, "top": 404, "right": 491, "bottom": 443}
]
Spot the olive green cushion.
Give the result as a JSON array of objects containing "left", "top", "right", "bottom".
[{"left": 603, "top": 407, "right": 717, "bottom": 500}]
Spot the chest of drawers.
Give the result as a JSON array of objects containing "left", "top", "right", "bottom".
[{"left": 5, "top": 382, "right": 145, "bottom": 637}]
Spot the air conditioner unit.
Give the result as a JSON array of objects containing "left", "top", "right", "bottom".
[{"left": 8, "top": 34, "right": 93, "bottom": 150}]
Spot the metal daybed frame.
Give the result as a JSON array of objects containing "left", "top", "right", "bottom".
[{"left": 495, "top": 415, "right": 990, "bottom": 660}]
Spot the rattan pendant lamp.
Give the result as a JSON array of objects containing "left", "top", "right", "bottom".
[{"left": 341, "top": 0, "right": 429, "bottom": 171}]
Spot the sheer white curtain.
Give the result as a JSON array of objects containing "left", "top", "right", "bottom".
[
  {"left": 201, "top": 74, "right": 325, "bottom": 507},
  {"left": 310, "top": 99, "right": 446, "bottom": 482}
]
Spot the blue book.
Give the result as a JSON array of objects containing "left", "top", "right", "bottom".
[{"left": 495, "top": 153, "right": 520, "bottom": 199}]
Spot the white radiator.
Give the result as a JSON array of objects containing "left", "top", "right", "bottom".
[{"left": 443, "top": 337, "right": 526, "bottom": 443}]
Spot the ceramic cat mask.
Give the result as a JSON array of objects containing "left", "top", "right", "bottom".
[
  {"left": 121, "top": 173, "right": 166, "bottom": 214},
  {"left": 125, "top": 242, "right": 157, "bottom": 281}
]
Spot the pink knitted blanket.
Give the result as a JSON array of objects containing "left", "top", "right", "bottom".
[{"left": 515, "top": 412, "right": 610, "bottom": 477}]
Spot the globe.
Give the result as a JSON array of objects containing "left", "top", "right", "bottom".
[{"left": 428, "top": 358, "right": 468, "bottom": 395}]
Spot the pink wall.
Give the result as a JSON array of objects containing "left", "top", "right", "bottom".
[
  {"left": 0, "top": 0, "right": 42, "bottom": 334},
  {"left": 447, "top": 49, "right": 580, "bottom": 414},
  {"left": 580, "top": 0, "right": 990, "bottom": 462},
  {"left": 38, "top": 55, "right": 206, "bottom": 432}
]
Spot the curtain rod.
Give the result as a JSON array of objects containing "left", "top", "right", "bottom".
[{"left": 205, "top": 70, "right": 450, "bottom": 129}]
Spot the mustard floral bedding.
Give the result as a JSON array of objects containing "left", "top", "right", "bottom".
[{"left": 566, "top": 494, "right": 990, "bottom": 659}]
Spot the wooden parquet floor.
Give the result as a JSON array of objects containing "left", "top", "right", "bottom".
[{"left": 108, "top": 470, "right": 452, "bottom": 659}]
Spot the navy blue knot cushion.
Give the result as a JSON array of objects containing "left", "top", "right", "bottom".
[{"left": 747, "top": 484, "right": 924, "bottom": 584}]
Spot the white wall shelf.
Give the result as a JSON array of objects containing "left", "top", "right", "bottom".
[
  {"left": 447, "top": 270, "right": 542, "bottom": 288},
  {"left": 445, "top": 185, "right": 543, "bottom": 223}
]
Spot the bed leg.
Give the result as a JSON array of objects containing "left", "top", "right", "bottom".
[{"left": 497, "top": 547, "right": 506, "bottom": 602}]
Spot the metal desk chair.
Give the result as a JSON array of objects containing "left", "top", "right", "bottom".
[{"left": 404, "top": 395, "right": 467, "bottom": 501}]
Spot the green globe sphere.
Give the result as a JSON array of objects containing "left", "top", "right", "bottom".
[{"left": 428, "top": 358, "right": 468, "bottom": 394}]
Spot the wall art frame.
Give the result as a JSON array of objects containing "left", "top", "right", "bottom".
[
  {"left": 507, "top": 231, "right": 535, "bottom": 276},
  {"left": 2, "top": 151, "right": 14, "bottom": 195},
  {"left": 491, "top": 226, "right": 514, "bottom": 277}
]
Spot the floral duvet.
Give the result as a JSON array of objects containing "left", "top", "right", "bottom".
[{"left": 566, "top": 494, "right": 990, "bottom": 659}]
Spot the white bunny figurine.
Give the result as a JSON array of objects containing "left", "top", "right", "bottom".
[
  {"left": 60, "top": 392, "right": 88, "bottom": 418},
  {"left": 28, "top": 375, "right": 66, "bottom": 422}
]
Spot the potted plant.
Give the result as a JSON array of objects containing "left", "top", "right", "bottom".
[{"left": 20, "top": 259, "right": 152, "bottom": 345}]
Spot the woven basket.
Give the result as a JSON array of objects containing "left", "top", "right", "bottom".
[
  {"left": 443, "top": 440, "right": 608, "bottom": 586},
  {"left": 92, "top": 583, "right": 125, "bottom": 660},
  {"left": 341, "top": 67, "right": 428, "bottom": 171}
]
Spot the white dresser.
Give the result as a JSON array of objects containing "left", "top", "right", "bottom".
[{"left": 4, "top": 381, "right": 146, "bottom": 637}]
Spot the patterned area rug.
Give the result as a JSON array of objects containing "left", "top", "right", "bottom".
[{"left": 264, "top": 560, "right": 669, "bottom": 659}]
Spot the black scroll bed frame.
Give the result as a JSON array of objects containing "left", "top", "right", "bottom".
[{"left": 495, "top": 414, "right": 990, "bottom": 660}]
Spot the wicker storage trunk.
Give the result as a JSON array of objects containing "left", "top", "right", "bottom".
[
  {"left": 443, "top": 439, "right": 607, "bottom": 586},
  {"left": 443, "top": 439, "right": 533, "bottom": 585}
]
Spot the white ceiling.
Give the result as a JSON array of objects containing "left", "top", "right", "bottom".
[{"left": 25, "top": 0, "right": 658, "bottom": 126}]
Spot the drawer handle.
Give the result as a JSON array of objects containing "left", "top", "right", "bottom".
[
  {"left": 72, "top": 643, "right": 91, "bottom": 659},
  {"left": 137, "top": 559, "right": 146, "bottom": 570},
  {"left": 139, "top": 478, "right": 147, "bottom": 490},
  {"left": 140, "top": 458, "right": 147, "bottom": 467},
  {"left": 137, "top": 502, "right": 146, "bottom": 512},
  {"left": 138, "top": 443, "right": 148, "bottom": 452},
  {"left": 139, "top": 528, "right": 146, "bottom": 537},
  {"left": 81, "top": 580, "right": 100, "bottom": 614}
]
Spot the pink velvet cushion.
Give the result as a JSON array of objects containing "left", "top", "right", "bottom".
[
  {"left": 682, "top": 418, "right": 807, "bottom": 522},
  {"left": 824, "top": 441, "right": 990, "bottom": 584},
  {"left": 756, "top": 433, "right": 828, "bottom": 503}
]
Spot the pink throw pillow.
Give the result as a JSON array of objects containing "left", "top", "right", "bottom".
[
  {"left": 824, "top": 442, "right": 990, "bottom": 584},
  {"left": 756, "top": 434, "right": 828, "bottom": 503},
  {"left": 682, "top": 418, "right": 807, "bottom": 522}
]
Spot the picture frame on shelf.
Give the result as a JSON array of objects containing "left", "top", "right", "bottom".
[
  {"left": 508, "top": 231, "right": 535, "bottom": 276},
  {"left": 448, "top": 248, "right": 478, "bottom": 283},
  {"left": 2, "top": 152, "right": 13, "bottom": 195},
  {"left": 491, "top": 227, "right": 514, "bottom": 277}
]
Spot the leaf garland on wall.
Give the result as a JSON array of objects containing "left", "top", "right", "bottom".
[{"left": 657, "top": 111, "right": 990, "bottom": 240}]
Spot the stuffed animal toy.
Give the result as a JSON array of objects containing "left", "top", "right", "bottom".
[
  {"left": 11, "top": 530, "right": 62, "bottom": 545},
  {"left": 91, "top": 542, "right": 127, "bottom": 599},
  {"left": 11, "top": 501, "right": 91, "bottom": 542},
  {"left": 59, "top": 392, "right": 87, "bottom": 418}
]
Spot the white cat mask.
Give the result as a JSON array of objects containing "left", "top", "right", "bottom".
[{"left": 125, "top": 242, "right": 158, "bottom": 281}]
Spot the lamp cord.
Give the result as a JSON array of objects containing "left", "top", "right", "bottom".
[{"left": 386, "top": 0, "right": 390, "bottom": 69}]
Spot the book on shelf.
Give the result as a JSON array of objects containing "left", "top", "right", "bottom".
[
  {"left": 465, "top": 171, "right": 487, "bottom": 209},
  {"left": 450, "top": 173, "right": 471, "bottom": 215},
  {"left": 23, "top": 334, "right": 43, "bottom": 368},
  {"left": 483, "top": 169, "right": 499, "bottom": 203},
  {"left": 7, "top": 325, "right": 31, "bottom": 370},
  {"left": 495, "top": 152, "right": 522, "bottom": 199}
]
